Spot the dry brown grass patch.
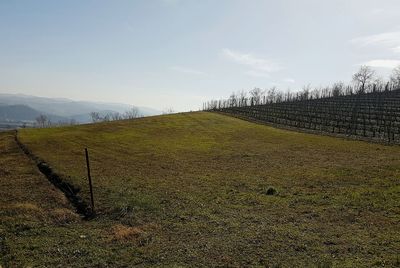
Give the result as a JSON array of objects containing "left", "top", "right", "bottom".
[
  {"left": 50, "top": 208, "right": 80, "bottom": 224},
  {"left": 12, "top": 202, "right": 42, "bottom": 211},
  {"left": 111, "top": 224, "right": 144, "bottom": 241},
  {"left": 0, "top": 202, "right": 48, "bottom": 221},
  {"left": 110, "top": 223, "right": 159, "bottom": 243}
]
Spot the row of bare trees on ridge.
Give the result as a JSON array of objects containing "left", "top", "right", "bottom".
[
  {"left": 204, "top": 65, "right": 400, "bottom": 143},
  {"left": 203, "top": 65, "right": 400, "bottom": 110},
  {"left": 89, "top": 107, "right": 142, "bottom": 123}
]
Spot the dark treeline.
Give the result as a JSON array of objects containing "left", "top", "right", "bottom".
[
  {"left": 203, "top": 65, "right": 400, "bottom": 110},
  {"left": 204, "top": 65, "right": 400, "bottom": 143}
]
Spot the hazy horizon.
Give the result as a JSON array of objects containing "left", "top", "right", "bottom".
[
  {"left": 1, "top": 0, "right": 400, "bottom": 111},
  {"left": 0, "top": 92, "right": 161, "bottom": 110}
]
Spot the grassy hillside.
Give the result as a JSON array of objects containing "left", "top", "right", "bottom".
[
  {"left": 11, "top": 112, "right": 400, "bottom": 266},
  {"left": 0, "top": 132, "right": 124, "bottom": 267}
]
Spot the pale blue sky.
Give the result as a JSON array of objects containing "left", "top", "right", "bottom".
[{"left": 1, "top": 0, "right": 400, "bottom": 111}]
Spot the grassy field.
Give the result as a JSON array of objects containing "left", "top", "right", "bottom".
[
  {"left": 3, "top": 111, "right": 400, "bottom": 266},
  {"left": 0, "top": 131, "right": 125, "bottom": 267}
]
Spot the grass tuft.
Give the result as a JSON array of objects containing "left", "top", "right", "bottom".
[
  {"left": 265, "top": 186, "right": 278, "bottom": 195},
  {"left": 110, "top": 224, "right": 143, "bottom": 241}
]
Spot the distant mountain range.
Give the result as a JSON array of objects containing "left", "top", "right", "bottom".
[
  {"left": 0, "top": 94, "right": 161, "bottom": 127},
  {"left": 0, "top": 104, "right": 66, "bottom": 122}
]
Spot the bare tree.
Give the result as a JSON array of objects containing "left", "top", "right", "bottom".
[
  {"left": 266, "top": 87, "right": 277, "bottom": 103},
  {"left": 103, "top": 114, "right": 111, "bottom": 122},
  {"left": 92, "top": 112, "right": 101, "bottom": 122},
  {"left": 89, "top": 112, "right": 101, "bottom": 123},
  {"left": 124, "top": 107, "right": 141, "bottom": 119},
  {"left": 332, "top": 82, "right": 344, "bottom": 97},
  {"left": 249, "top": 88, "right": 263, "bottom": 105},
  {"left": 228, "top": 92, "right": 237, "bottom": 107},
  {"left": 299, "top": 84, "right": 311, "bottom": 100},
  {"left": 353, "top": 65, "right": 375, "bottom": 94},
  {"left": 311, "top": 87, "right": 321, "bottom": 99},
  {"left": 238, "top": 90, "right": 247, "bottom": 107},
  {"left": 162, "top": 107, "right": 175, "bottom": 115},
  {"left": 275, "top": 91, "right": 283, "bottom": 102},
  {"left": 372, "top": 76, "right": 385, "bottom": 92},
  {"left": 111, "top": 112, "right": 123, "bottom": 121},
  {"left": 35, "top": 114, "right": 48, "bottom": 128},
  {"left": 285, "top": 88, "right": 292, "bottom": 102},
  {"left": 390, "top": 65, "right": 400, "bottom": 88}
]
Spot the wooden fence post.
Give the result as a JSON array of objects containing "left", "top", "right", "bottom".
[{"left": 85, "top": 148, "right": 95, "bottom": 214}]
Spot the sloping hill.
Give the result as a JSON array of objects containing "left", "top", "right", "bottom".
[{"left": 12, "top": 112, "right": 400, "bottom": 266}]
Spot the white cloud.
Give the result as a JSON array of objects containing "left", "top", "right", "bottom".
[
  {"left": 170, "top": 66, "right": 207, "bottom": 76},
  {"left": 361, "top": 59, "right": 400, "bottom": 69},
  {"left": 351, "top": 31, "right": 400, "bottom": 53},
  {"left": 393, "top": 46, "right": 400, "bottom": 54},
  {"left": 371, "top": 8, "right": 385, "bottom": 15},
  {"left": 244, "top": 70, "right": 270, "bottom": 78},
  {"left": 283, "top": 78, "right": 295, "bottom": 83},
  {"left": 222, "top": 48, "right": 283, "bottom": 77}
]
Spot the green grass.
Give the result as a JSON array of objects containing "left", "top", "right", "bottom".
[
  {"left": 0, "top": 132, "right": 130, "bottom": 267},
  {"left": 3, "top": 111, "right": 400, "bottom": 266}
]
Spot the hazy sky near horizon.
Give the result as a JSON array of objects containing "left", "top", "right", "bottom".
[{"left": 1, "top": 0, "right": 400, "bottom": 111}]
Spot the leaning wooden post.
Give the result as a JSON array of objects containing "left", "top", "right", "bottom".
[{"left": 85, "top": 148, "right": 95, "bottom": 214}]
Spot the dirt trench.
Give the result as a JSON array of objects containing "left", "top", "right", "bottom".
[{"left": 13, "top": 130, "right": 94, "bottom": 219}]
